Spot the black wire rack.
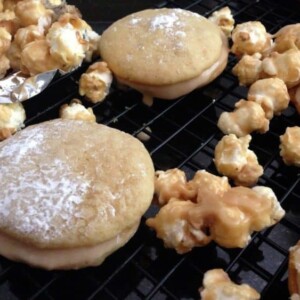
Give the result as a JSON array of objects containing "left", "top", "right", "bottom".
[{"left": 1, "top": 0, "right": 300, "bottom": 299}]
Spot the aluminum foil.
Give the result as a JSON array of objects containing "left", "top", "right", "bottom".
[{"left": 0, "top": 70, "right": 58, "bottom": 104}]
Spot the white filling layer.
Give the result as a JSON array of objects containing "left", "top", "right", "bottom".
[{"left": 0, "top": 222, "right": 139, "bottom": 270}]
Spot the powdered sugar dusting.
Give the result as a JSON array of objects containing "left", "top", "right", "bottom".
[
  {"left": 0, "top": 124, "right": 91, "bottom": 243},
  {"left": 0, "top": 126, "right": 44, "bottom": 164},
  {"left": 175, "top": 31, "right": 186, "bottom": 37},
  {"left": 1, "top": 159, "right": 89, "bottom": 238},
  {"left": 130, "top": 17, "right": 142, "bottom": 25},
  {"left": 150, "top": 12, "right": 181, "bottom": 31}
]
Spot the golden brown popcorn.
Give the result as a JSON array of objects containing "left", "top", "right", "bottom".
[
  {"left": 59, "top": 99, "right": 96, "bottom": 122},
  {"left": 192, "top": 170, "right": 231, "bottom": 199},
  {"left": 214, "top": 134, "right": 263, "bottom": 186},
  {"left": 6, "top": 40, "right": 20, "bottom": 70},
  {"left": 279, "top": 126, "right": 300, "bottom": 167},
  {"left": 261, "top": 49, "right": 300, "bottom": 88},
  {"left": 14, "top": 24, "right": 45, "bottom": 50},
  {"left": 0, "top": 27, "right": 11, "bottom": 56},
  {"left": 0, "top": 9, "right": 19, "bottom": 35},
  {"left": 7, "top": 24, "right": 45, "bottom": 70},
  {"left": 147, "top": 198, "right": 211, "bottom": 253},
  {"left": 154, "top": 169, "right": 231, "bottom": 206},
  {"left": 217, "top": 99, "right": 269, "bottom": 137},
  {"left": 14, "top": 0, "right": 53, "bottom": 28},
  {"left": 20, "top": 39, "right": 63, "bottom": 75},
  {"left": 79, "top": 62, "right": 113, "bottom": 103},
  {"left": 46, "top": 13, "right": 100, "bottom": 71},
  {"left": 289, "top": 241, "right": 300, "bottom": 299},
  {"left": 232, "top": 53, "right": 263, "bottom": 86},
  {"left": 247, "top": 78, "right": 289, "bottom": 119},
  {"left": 0, "top": 54, "right": 10, "bottom": 78},
  {"left": 3, "top": 0, "right": 22, "bottom": 11},
  {"left": 208, "top": 6, "right": 235, "bottom": 37},
  {"left": 0, "top": 102, "right": 26, "bottom": 140},
  {"left": 231, "top": 21, "right": 272, "bottom": 57},
  {"left": 146, "top": 170, "right": 284, "bottom": 252},
  {"left": 289, "top": 84, "right": 300, "bottom": 114},
  {"left": 200, "top": 269, "right": 260, "bottom": 300},
  {"left": 273, "top": 24, "right": 300, "bottom": 53},
  {"left": 155, "top": 169, "right": 194, "bottom": 205}
]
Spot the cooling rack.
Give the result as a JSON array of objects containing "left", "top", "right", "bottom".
[{"left": 1, "top": 0, "right": 300, "bottom": 299}]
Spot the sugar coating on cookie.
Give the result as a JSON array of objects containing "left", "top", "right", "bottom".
[{"left": 0, "top": 119, "right": 155, "bottom": 249}]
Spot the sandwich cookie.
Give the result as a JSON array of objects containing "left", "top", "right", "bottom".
[
  {"left": 99, "top": 8, "right": 229, "bottom": 105},
  {"left": 0, "top": 119, "right": 155, "bottom": 269}
]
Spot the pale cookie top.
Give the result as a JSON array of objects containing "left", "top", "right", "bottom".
[
  {"left": 0, "top": 119, "right": 154, "bottom": 249},
  {"left": 99, "top": 8, "right": 223, "bottom": 85}
]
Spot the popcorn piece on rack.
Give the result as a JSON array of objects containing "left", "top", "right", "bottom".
[
  {"left": 232, "top": 53, "right": 263, "bottom": 86},
  {"left": 0, "top": 9, "right": 19, "bottom": 35},
  {"left": 289, "top": 84, "right": 300, "bottom": 114},
  {"left": 79, "top": 61, "right": 112, "bottom": 103},
  {"left": 20, "top": 39, "right": 63, "bottom": 75},
  {"left": 0, "top": 27, "right": 11, "bottom": 77},
  {"left": 273, "top": 24, "right": 300, "bottom": 53},
  {"left": 200, "top": 269, "right": 260, "bottom": 300},
  {"left": 14, "top": 24, "right": 45, "bottom": 50},
  {"left": 146, "top": 169, "right": 285, "bottom": 252},
  {"left": 3, "top": 0, "right": 23, "bottom": 11},
  {"left": 56, "top": 12, "right": 100, "bottom": 61},
  {"left": 6, "top": 40, "right": 20, "bottom": 70},
  {"left": 217, "top": 99, "right": 269, "bottom": 137},
  {"left": 154, "top": 169, "right": 197, "bottom": 206},
  {"left": 279, "top": 126, "right": 300, "bottom": 167},
  {"left": 0, "top": 27, "right": 10, "bottom": 78},
  {"left": 0, "top": 54, "right": 10, "bottom": 78},
  {"left": 46, "top": 17, "right": 87, "bottom": 69},
  {"left": 247, "top": 78, "right": 290, "bottom": 119},
  {"left": 252, "top": 185, "right": 285, "bottom": 224},
  {"left": 46, "top": 13, "right": 100, "bottom": 71},
  {"left": 233, "top": 49, "right": 300, "bottom": 88},
  {"left": 154, "top": 169, "right": 231, "bottom": 206},
  {"left": 208, "top": 6, "right": 235, "bottom": 37},
  {"left": 146, "top": 198, "right": 211, "bottom": 253},
  {"left": 192, "top": 169, "right": 231, "bottom": 198},
  {"left": 8, "top": 24, "right": 45, "bottom": 70},
  {"left": 262, "top": 49, "right": 300, "bottom": 88},
  {"left": 289, "top": 241, "right": 300, "bottom": 299},
  {"left": 0, "top": 25, "right": 11, "bottom": 57},
  {"left": 0, "top": 102, "right": 26, "bottom": 140},
  {"left": 14, "top": 0, "right": 53, "bottom": 29},
  {"left": 231, "top": 21, "right": 272, "bottom": 57},
  {"left": 59, "top": 99, "right": 96, "bottom": 122},
  {"left": 214, "top": 134, "right": 263, "bottom": 187}
]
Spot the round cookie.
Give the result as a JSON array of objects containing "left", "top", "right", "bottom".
[
  {"left": 99, "top": 8, "right": 228, "bottom": 103},
  {"left": 0, "top": 119, "right": 155, "bottom": 269}
]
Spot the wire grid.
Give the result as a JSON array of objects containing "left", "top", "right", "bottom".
[{"left": 1, "top": 0, "right": 300, "bottom": 299}]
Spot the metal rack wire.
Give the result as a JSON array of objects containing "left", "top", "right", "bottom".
[{"left": 1, "top": 0, "right": 300, "bottom": 299}]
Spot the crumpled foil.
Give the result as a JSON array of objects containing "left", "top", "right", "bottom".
[{"left": 0, "top": 70, "right": 58, "bottom": 104}]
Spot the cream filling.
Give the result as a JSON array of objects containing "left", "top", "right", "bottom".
[
  {"left": 116, "top": 33, "right": 229, "bottom": 106},
  {"left": 0, "top": 222, "right": 139, "bottom": 270}
]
